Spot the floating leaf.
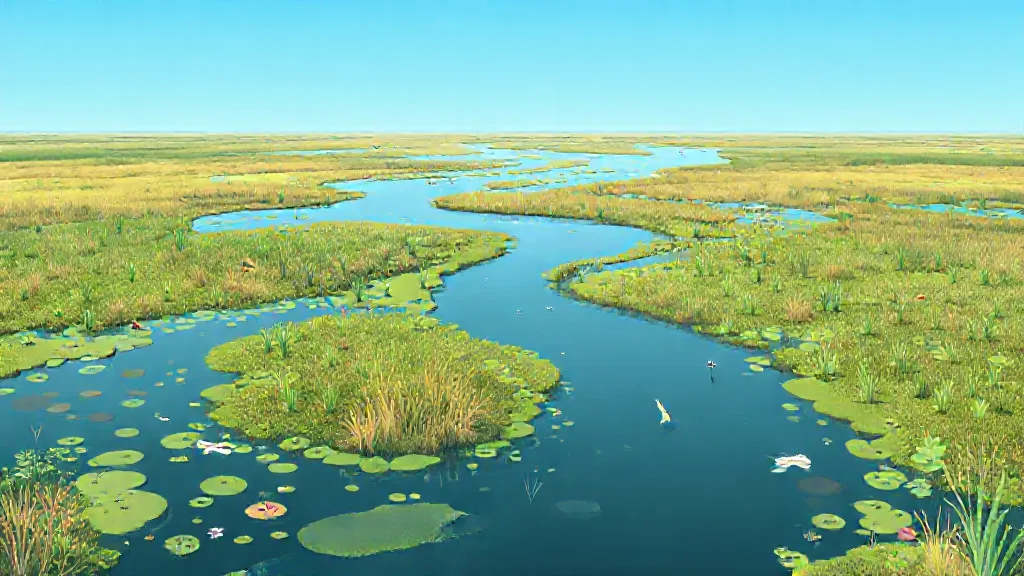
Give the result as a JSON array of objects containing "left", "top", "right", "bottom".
[
  {"left": 750, "top": 364, "right": 765, "bottom": 372},
  {"left": 88, "top": 450, "right": 144, "bottom": 467},
  {"left": 79, "top": 365, "right": 106, "bottom": 375},
  {"left": 297, "top": 504, "right": 465, "bottom": 558},
  {"left": 389, "top": 455, "right": 441, "bottom": 472},
  {"left": 322, "top": 452, "right": 360, "bottom": 466},
  {"left": 358, "top": 457, "right": 390, "bottom": 474},
  {"left": 277, "top": 486, "right": 295, "bottom": 494},
  {"left": 165, "top": 535, "right": 200, "bottom": 556},
  {"left": 270, "top": 531, "right": 289, "bottom": 540},
  {"left": 46, "top": 403, "right": 72, "bottom": 413},
  {"left": 303, "top": 446, "right": 333, "bottom": 459},
  {"left": 75, "top": 471, "right": 147, "bottom": 496},
  {"left": 853, "top": 500, "right": 891, "bottom": 514},
  {"left": 278, "top": 437, "right": 310, "bottom": 451},
  {"left": 781, "top": 403, "right": 800, "bottom": 411},
  {"left": 256, "top": 453, "right": 280, "bottom": 463},
  {"left": 245, "top": 501, "right": 287, "bottom": 520},
  {"left": 344, "top": 485, "right": 359, "bottom": 492},
  {"left": 114, "top": 428, "right": 139, "bottom": 438},
  {"left": 811, "top": 513, "right": 846, "bottom": 530},
  {"left": 234, "top": 535, "right": 253, "bottom": 544},
  {"left": 187, "top": 422, "right": 206, "bottom": 431},
  {"left": 865, "top": 470, "right": 907, "bottom": 491},
  {"left": 57, "top": 436, "right": 85, "bottom": 446},
  {"left": 501, "top": 422, "right": 535, "bottom": 440},
  {"left": 87, "top": 412, "right": 114, "bottom": 422},
  {"left": 79, "top": 390, "right": 102, "bottom": 398},
  {"left": 122, "top": 369, "right": 145, "bottom": 379},
  {"left": 845, "top": 439, "right": 893, "bottom": 460},
  {"left": 85, "top": 489, "right": 168, "bottom": 535},
  {"left": 0, "top": 388, "right": 14, "bottom": 396},
  {"left": 268, "top": 463, "right": 298, "bottom": 474},
  {"left": 26, "top": 373, "right": 48, "bottom": 383},
  {"left": 389, "top": 493, "right": 407, "bottom": 503},
  {"left": 121, "top": 399, "right": 145, "bottom": 408},
  {"left": 200, "top": 476, "right": 248, "bottom": 496},
  {"left": 189, "top": 497, "right": 214, "bottom": 508},
  {"left": 160, "top": 432, "right": 202, "bottom": 450},
  {"left": 858, "top": 508, "right": 913, "bottom": 534}
]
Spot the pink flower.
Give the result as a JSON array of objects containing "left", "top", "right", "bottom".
[
  {"left": 897, "top": 527, "right": 917, "bottom": 542},
  {"left": 208, "top": 527, "right": 224, "bottom": 539}
]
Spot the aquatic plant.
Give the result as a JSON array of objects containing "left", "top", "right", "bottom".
[
  {"left": 524, "top": 473, "right": 543, "bottom": 504},
  {"left": 857, "top": 361, "right": 879, "bottom": 404},
  {"left": 911, "top": 435, "right": 947, "bottom": 473}
]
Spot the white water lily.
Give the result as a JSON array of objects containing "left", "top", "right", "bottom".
[
  {"left": 773, "top": 454, "right": 811, "bottom": 470},
  {"left": 196, "top": 440, "right": 235, "bottom": 456}
]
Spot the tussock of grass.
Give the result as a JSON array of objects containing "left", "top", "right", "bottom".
[
  {"left": 204, "top": 313, "right": 560, "bottom": 455},
  {"left": 794, "top": 543, "right": 923, "bottom": 576}
]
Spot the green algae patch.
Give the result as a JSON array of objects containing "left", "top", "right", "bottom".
[
  {"left": 297, "top": 503, "right": 465, "bottom": 558},
  {"left": 200, "top": 475, "right": 248, "bottom": 496},
  {"left": 76, "top": 471, "right": 147, "bottom": 496},
  {"left": 88, "top": 450, "right": 144, "bottom": 467},
  {"left": 204, "top": 313, "right": 560, "bottom": 456},
  {"left": 85, "top": 489, "right": 168, "bottom": 535},
  {"left": 389, "top": 454, "right": 441, "bottom": 472}
]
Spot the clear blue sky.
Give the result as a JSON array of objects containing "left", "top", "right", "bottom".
[{"left": 0, "top": 0, "right": 1020, "bottom": 132}]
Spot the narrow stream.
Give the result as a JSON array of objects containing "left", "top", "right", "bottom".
[{"left": 1, "top": 145, "right": 934, "bottom": 576}]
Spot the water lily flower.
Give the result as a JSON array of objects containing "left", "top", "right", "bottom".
[
  {"left": 196, "top": 440, "right": 235, "bottom": 455},
  {"left": 897, "top": 527, "right": 917, "bottom": 542},
  {"left": 774, "top": 454, "right": 812, "bottom": 471},
  {"left": 208, "top": 527, "right": 224, "bottom": 539}
]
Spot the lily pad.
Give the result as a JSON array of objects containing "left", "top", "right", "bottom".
[
  {"left": 270, "top": 531, "right": 289, "bottom": 540},
  {"left": 322, "top": 452, "right": 362, "bottom": 466},
  {"left": 234, "top": 535, "right": 253, "bottom": 544},
  {"left": 358, "top": 457, "right": 390, "bottom": 474},
  {"left": 85, "top": 489, "right": 168, "bottom": 535},
  {"left": 200, "top": 384, "right": 236, "bottom": 402},
  {"left": 845, "top": 439, "right": 894, "bottom": 460},
  {"left": 79, "top": 365, "right": 106, "bottom": 375},
  {"left": 200, "top": 475, "right": 248, "bottom": 496},
  {"left": 278, "top": 436, "right": 311, "bottom": 451},
  {"left": 268, "top": 463, "right": 298, "bottom": 474},
  {"left": 297, "top": 503, "right": 465, "bottom": 558},
  {"left": 160, "top": 432, "right": 202, "bottom": 449},
  {"left": 811, "top": 513, "right": 847, "bottom": 530},
  {"left": 344, "top": 484, "right": 359, "bottom": 492},
  {"left": 187, "top": 422, "right": 206, "bottom": 431},
  {"left": 858, "top": 508, "right": 913, "bottom": 534},
  {"left": 389, "top": 454, "right": 441, "bottom": 472},
  {"left": 303, "top": 446, "right": 333, "bottom": 459},
  {"left": 781, "top": 403, "right": 800, "bottom": 411},
  {"left": 76, "top": 471, "right": 147, "bottom": 496},
  {"left": 277, "top": 485, "right": 295, "bottom": 494},
  {"left": 0, "top": 388, "right": 14, "bottom": 396},
  {"left": 46, "top": 403, "right": 72, "bottom": 413},
  {"left": 113, "top": 428, "right": 139, "bottom": 438},
  {"left": 255, "top": 453, "right": 280, "bottom": 463},
  {"left": 388, "top": 493, "right": 407, "bottom": 503},
  {"left": 121, "top": 399, "right": 145, "bottom": 408},
  {"left": 853, "top": 500, "right": 891, "bottom": 514},
  {"left": 245, "top": 501, "right": 287, "bottom": 520},
  {"left": 774, "top": 547, "right": 809, "bottom": 569},
  {"left": 501, "top": 422, "right": 535, "bottom": 440},
  {"left": 189, "top": 497, "right": 214, "bottom": 508},
  {"left": 80, "top": 390, "right": 102, "bottom": 398},
  {"left": 165, "top": 535, "right": 200, "bottom": 556},
  {"left": 864, "top": 470, "right": 907, "bottom": 491},
  {"left": 87, "top": 412, "right": 114, "bottom": 423},
  {"left": 57, "top": 436, "right": 85, "bottom": 446},
  {"left": 88, "top": 450, "right": 144, "bottom": 467},
  {"left": 26, "top": 372, "right": 48, "bottom": 383}
]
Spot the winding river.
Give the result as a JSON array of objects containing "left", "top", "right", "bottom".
[{"left": 1, "top": 145, "right": 932, "bottom": 576}]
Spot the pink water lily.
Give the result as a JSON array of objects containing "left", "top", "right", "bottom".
[
  {"left": 196, "top": 440, "right": 235, "bottom": 455},
  {"left": 208, "top": 527, "right": 224, "bottom": 539}
]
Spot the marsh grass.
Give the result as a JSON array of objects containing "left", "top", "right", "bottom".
[{"left": 205, "top": 313, "right": 559, "bottom": 455}]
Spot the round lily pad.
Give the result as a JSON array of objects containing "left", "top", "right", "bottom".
[
  {"left": 85, "top": 489, "right": 168, "bottom": 535},
  {"left": 234, "top": 445, "right": 253, "bottom": 454},
  {"left": 268, "top": 463, "right": 298, "bottom": 474},
  {"left": 88, "top": 450, "right": 144, "bottom": 467},
  {"left": 303, "top": 446, "right": 332, "bottom": 459},
  {"left": 161, "top": 432, "right": 202, "bottom": 449},
  {"left": 187, "top": 422, "right": 206, "bottom": 431},
  {"left": 389, "top": 493, "right": 407, "bottom": 503},
  {"left": 191, "top": 517, "right": 202, "bottom": 524},
  {"left": 46, "top": 403, "right": 72, "bottom": 413},
  {"left": 57, "top": 436, "right": 85, "bottom": 446},
  {"left": 509, "top": 450, "right": 522, "bottom": 462},
  {"left": 774, "top": 547, "right": 809, "bottom": 569},
  {"left": 79, "top": 365, "right": 106, "bottom": 375},
  {"left": 256, "top": 453, "right": 280, "bottom": 463},
  {"left": 234, "top": 535, "right": 253, "bottom": 544},
  {"left": 278, "top": 436, "right": 310, "bottom": 451},
  {"left": 0, "top": 388, "right": 14, "bottom": 396},
  {"left": 389, "top": 454, "right": 441, "bottom": 472},
  {"left": 864, "top": 470, "right": 907, "bottom": 491},
  {"left": 79, "top": 390, "right": 102, "bottom": 398},
  {"left": 200, "top": 475, "right": 248, "bottom": 496},
  {"left": 189, "top": 496, "right": 214, "bottom": 508},
  {"left": 344, "top": 484, "right": 359, "bottom": 492},
  {"left": 853, "top": 500, "right": 891, "bottom": 514},
  {"left": 858, "top": 508, "right": 913, "bottom": 534},
  {"left": 114, "top": 428, "right": 140, "bottom": 438},
  {"left": 358, "top": 457, "right": 390, "bottom": 474},
  {"left": 501, "top": 422, "right": 535, "bottom": 440},
  {"left": 297, "top": 503, "right": 465, "bottom": 558},
  {"left": 26, "top": 373, "right": 48, "bottom": 383},
  {"left": 122, "top": 369, "right": 145, "bottom": 379},
  {"left": 165, "top": 535, "right": 200, "bottom": 556},
  {"left": 845, "top": 439, "right": 893, "bottom": 460},
  {"left": 474, "top": 447, "right": 497, "bottom": 458},
  {"left": 322, "top": 452, "right": 361, "bottom": 466},
  {"left": 811, "top": 513, "right": 846, "bottom": 530},
  {"left": 270, "top": 531, "right": 289, "bottom": 540},
  {"left": 75, "top": 471, "right": 147, "bottom": 496},
  {"left": 277, "top": 485, "right": 295, "bottom": 494},
  {"left": 781, "top": 403, "right": 799, "bottom": 411},
  {"left": 87, "top": 412, "right": 114, "bottom": 422},
  {"left": 121, "top": 399, "right": 145, "bottom": 408}
]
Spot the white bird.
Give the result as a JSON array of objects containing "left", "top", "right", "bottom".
[{"left": 655, "top": 399, "right": 671, "bottom": 424}]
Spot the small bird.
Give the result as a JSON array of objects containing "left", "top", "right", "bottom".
[
  {"left": 655, "top": 399, "right": 671, "bottom": 424},
  {"left": 707, "top": 360, "right": 716, "bottom": 369}
]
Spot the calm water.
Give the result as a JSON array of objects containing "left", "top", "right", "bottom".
[{"left": 2, "top": 145, "right": 936, "bottom": 576}]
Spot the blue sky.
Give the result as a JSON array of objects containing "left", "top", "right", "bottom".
[{"left": 0, "top": 0, "right": 1020, "bottom": 132}]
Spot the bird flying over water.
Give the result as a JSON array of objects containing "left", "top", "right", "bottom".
[{"left": 655, "top": 399, "right": 671, "bottom": 424}]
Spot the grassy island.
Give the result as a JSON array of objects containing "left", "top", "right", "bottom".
[{"left": 205, "top": 313, "right": 560, "bottom": 455}]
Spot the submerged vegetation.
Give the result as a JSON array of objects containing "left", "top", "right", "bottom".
[{"left": 205, "top": 313, "right": 559, "bottom": 455}]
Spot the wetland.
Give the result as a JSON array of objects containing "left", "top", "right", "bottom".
[{"left": 2, "top": 134, "right": 1024, "bottom": 576}]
